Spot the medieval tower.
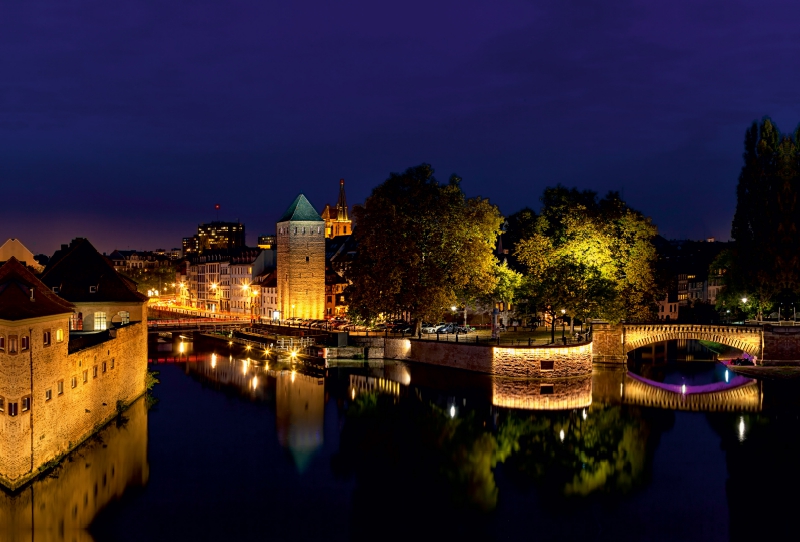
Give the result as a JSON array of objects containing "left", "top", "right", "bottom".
[{"left": 277, "top": 194, "right": 326, "bottom": 320}]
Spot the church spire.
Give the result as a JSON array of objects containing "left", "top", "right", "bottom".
[{"left": 336, "top": 178, "right": 348, "bottom": 221}]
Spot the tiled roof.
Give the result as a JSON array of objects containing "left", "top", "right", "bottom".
[
  {"left": 41, "top": 238, "right": 148, "bottom": 303},
  {"left": 278, "top": 194, "right": 323, "bottom": 223},
  {"left": 0, "top": 257, "right": 74, "bottom": 320}
]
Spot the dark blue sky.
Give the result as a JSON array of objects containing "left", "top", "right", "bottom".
[{"left": 3, "top": 0, "right": 800, "bottom": 255}]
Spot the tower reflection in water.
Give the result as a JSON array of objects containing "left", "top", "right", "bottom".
[
  {"left": 276, "top": 371, "right": 325, "bottom": 472},
  {"left": 0, "top": 397, "right": 149, "bottom": 541}
]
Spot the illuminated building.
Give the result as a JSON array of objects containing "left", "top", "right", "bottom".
[
  {"left": 320, "top": 179, "right": 352, "bottom": 239},
  {"left": 277, "top": 194, "right": 325, "bottom": 320},
  {"left": 183, "top": 221, "right": 246, "bottom": 255}
]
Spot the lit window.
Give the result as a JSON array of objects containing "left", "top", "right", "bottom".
[
  {"left": 0, "top": 397, "right": 4, "bottom": 412},
  {"left": 118, "top": 311, "right": 130, "bottom": 325},
  {"left": 8, "top": 403, "right": 18, "bottom": 417},
  {"left": 56, "top": 329, "right": 64, "bottom": 342},
  {"left": 45, "top": 389, "right": 52, "bottom": 402},
  {"left": 94, "top": 312, "right": 107, "bottom": 331},
  {"left": 93, "top": 366, "right": 98, "bottom": 378},
  {"left": 43, "top": 330, "right": 51, "bottom": 346},
  {"left": 83, "top": 370, "right": 88, "bottom": 383},
  {"left": 102, "top": 361, "right": 107, "bottom": 373},
  {"left": 21, "top": 396, "right": 30, "bottom": 412}
]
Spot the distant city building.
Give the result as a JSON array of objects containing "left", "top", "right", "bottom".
[
  {"left": 108, "top": 249, "right": 171, "bottom": 272},
  {"left": 657, "top": 291, "right": 679, "bottom": 321},
  {"left": 277, "top": 194, "right": 326, "bottom": 320},
  {"left": 0, "top": 238, "right": 42, "bottom": 272},
  {"left": 321, "top": 179, "right": 352, "bottom": 239},
  {"left": 183, "top": 248, "right": 261, "bottom": 313},
  {"left": 258, "top": 235, "right": 276, "bottom": 250},
  {"left": 183, "top": 221, "right": 245, "bottom": 255}
]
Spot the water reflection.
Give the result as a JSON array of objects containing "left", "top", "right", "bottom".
[
  {"left": 0, "top": 398, "right": 149, "bottom": 541},
  {"left": 276, "top": 371, "right": 324, "bottom": 472}
]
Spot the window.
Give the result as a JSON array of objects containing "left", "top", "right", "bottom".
[
  {"left": 21, "top": 396, "right": 30, "bottom": 412},
  {"left": 540, "top": 360, "right": 555, "bottom": 371},
  {"left": 57, "top": 380, "right": 64, "bottom": 395},
  {"left": 8, "top": 403, "right": 18, "bottom": 417},
  {"left": 0, "top": 336, "right": 4, "bottom": 352},
  {"left": 52, "top": 286, "right": 60, "bottom": 294},
  {"left": 56, "top": 329, "right": 64, "bottom": 342},
  {"left": 70, "top": 313, "right": 83, "bottom": 331},
  {"left": 93, "top": 366, "right": 98, "bottom": 378},
  {"left": 0, "top": 397, "right": 4, "bottom": 412},
  {"left": 94, "top": 312, "right": 107, "bottom": 331},
  {"left": 83, "top": 370, "right": 88, "bottom": 383},
  {"left": 102, "top": 361, "right": 107, "bottom": 373},
  {"left": 45, "top": 389, "right": 52, "bottom": 402},
  {"left": 71, "top": 376, "right": 77, "bottom": 389},
  {"left": 118, "top": 311, "right": 130, "bottom": 325},
  {"left": 539, "top": 385, "right": 554, "bottom": 395},
  {"left": 306, "top": 256, "right": 309, "bottom": 262},
  {"left": 21, "top": 336, "right": 29, "bottom": 351},
  {"left": 111, "top": 358, "right": 115, "bottom": 369},
  {"left": 89, "top": 285, "right": 97, "bottom": 293},
  {"left": 43, "top": 330, "right": 51, "bottom": 346}
]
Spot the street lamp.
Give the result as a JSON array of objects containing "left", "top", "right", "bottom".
[{"left": 561, "top": 309, "right": 566, "bottom": 343}]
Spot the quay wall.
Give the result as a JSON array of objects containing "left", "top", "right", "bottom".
[
  {"left": 762, "top": 327, "right": 800, "bottom": 362},
  {"left": 383, "top": 338, "right": 592, "bottom": 377}
]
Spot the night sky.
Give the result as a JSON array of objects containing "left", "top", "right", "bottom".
[{"left": 3, "top": 1, "right": 800, "bottom": 255}]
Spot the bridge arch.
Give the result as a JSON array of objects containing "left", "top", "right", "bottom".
[{"left": 622, "top": 324, "right": 762, "bottom": 357}]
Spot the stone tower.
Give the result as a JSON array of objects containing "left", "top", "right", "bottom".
[{"left": 277, "top": 194, "right": 326, "bottom": 320}]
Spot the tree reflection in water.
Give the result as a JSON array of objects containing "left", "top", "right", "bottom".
[
  {"left": 335, "top": 390, "right": 673, "bottom": 539},
  {"left": 500, "top": 403, "right": 672, "bottom": 498}
]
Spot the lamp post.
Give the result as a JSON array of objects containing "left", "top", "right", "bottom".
[
  {"left": 741, "top": 297, "right": 748, "bottom": 323},
  {"left": 561, "top": 309, "right": 566, "bottom": 344}
]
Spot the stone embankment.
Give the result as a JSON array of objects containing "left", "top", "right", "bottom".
[{"left": 328, "top": 337, "right": 593, "bottom": 377}]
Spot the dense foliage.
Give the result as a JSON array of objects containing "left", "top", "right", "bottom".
[
  {"left": 720, "top": 118, "right": 800, "bottom": 317},
  {"left": 514, "top": 186, "right": 658, "bottom": 323},
  {"left": 346, "top": 164, "right": 503, "bottom": 327}
]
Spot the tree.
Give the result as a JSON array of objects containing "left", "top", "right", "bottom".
[
  {"left": 727, "top": 118, "right": 800, "bottom": 317},
  {"left": 504, "top": 207, "right": 538, "bottom": 272},
  {"left": 515, "top": 186, "right": 658, "bottom": 326},
  {"left": 346, "top": 164, "right": 503, "bottom": 331}
]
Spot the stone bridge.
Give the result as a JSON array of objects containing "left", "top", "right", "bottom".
[{"left": 592, "top": 323, "right": 763, "bottom": 362}]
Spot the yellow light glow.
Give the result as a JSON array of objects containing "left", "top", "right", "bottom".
[
  {"left": 291, "top": 350, "right": 297, "bottom": 358},
  {"left": 291, "top": 370, "right": 296, "bottom": 383},
  {"left": 211, "top": 353, "right": 217, "bottom": 368},
  {"left": 229, "top": 341, "right": 233, "bottom": 346},
  {"left": 179, "top": 342, "right": 185, "bottom": 353},
  {"left": 351, "top": 388, "right": 355, "bottom": 400},
  {"left": 252, "top": 376, "right": 258, "bottom": 390},
  {"left": 246, "top": 345, "right": 251, "bottom": 350}
]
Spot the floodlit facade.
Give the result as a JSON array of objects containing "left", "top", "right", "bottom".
[{"left": 277, "top": 194, "right": 326, "bottom": 320}]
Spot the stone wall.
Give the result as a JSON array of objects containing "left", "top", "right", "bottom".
[
  {"left": 0, "top": 318, "right": 148, "bottom": 488},
  {"left": 492, "top": 374, "right": 592, "bottom": 410},
  {"left": 383, "top": 338, "right": 592, "bottom": 377},
  {"left": 591, "top": 323, "right": 624, "bottom": 362},
  {"left": 762, "top": 326, "right": 800, "bottom": 362},
  {"left": 277, "top": 219, "right": 326, "bottom": 320}
]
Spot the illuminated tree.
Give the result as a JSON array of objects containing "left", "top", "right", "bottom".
[
  {"left": 514, "top": 187, "right": 657, "bottom": 324},
  {"left": 347, "top": 164, "right": 503, "bottom": 330}
]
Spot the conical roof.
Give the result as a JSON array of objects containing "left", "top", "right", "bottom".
[{"left": 278, "top": 194, "right": 323, "bottom": 223}]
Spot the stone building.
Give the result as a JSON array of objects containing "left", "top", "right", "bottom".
[
  {"left": 277, "top": 194, "right": 326, "bottom": 320},
  {"left": 0, "top": 250, "right": 148, "bottom": 489}
]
